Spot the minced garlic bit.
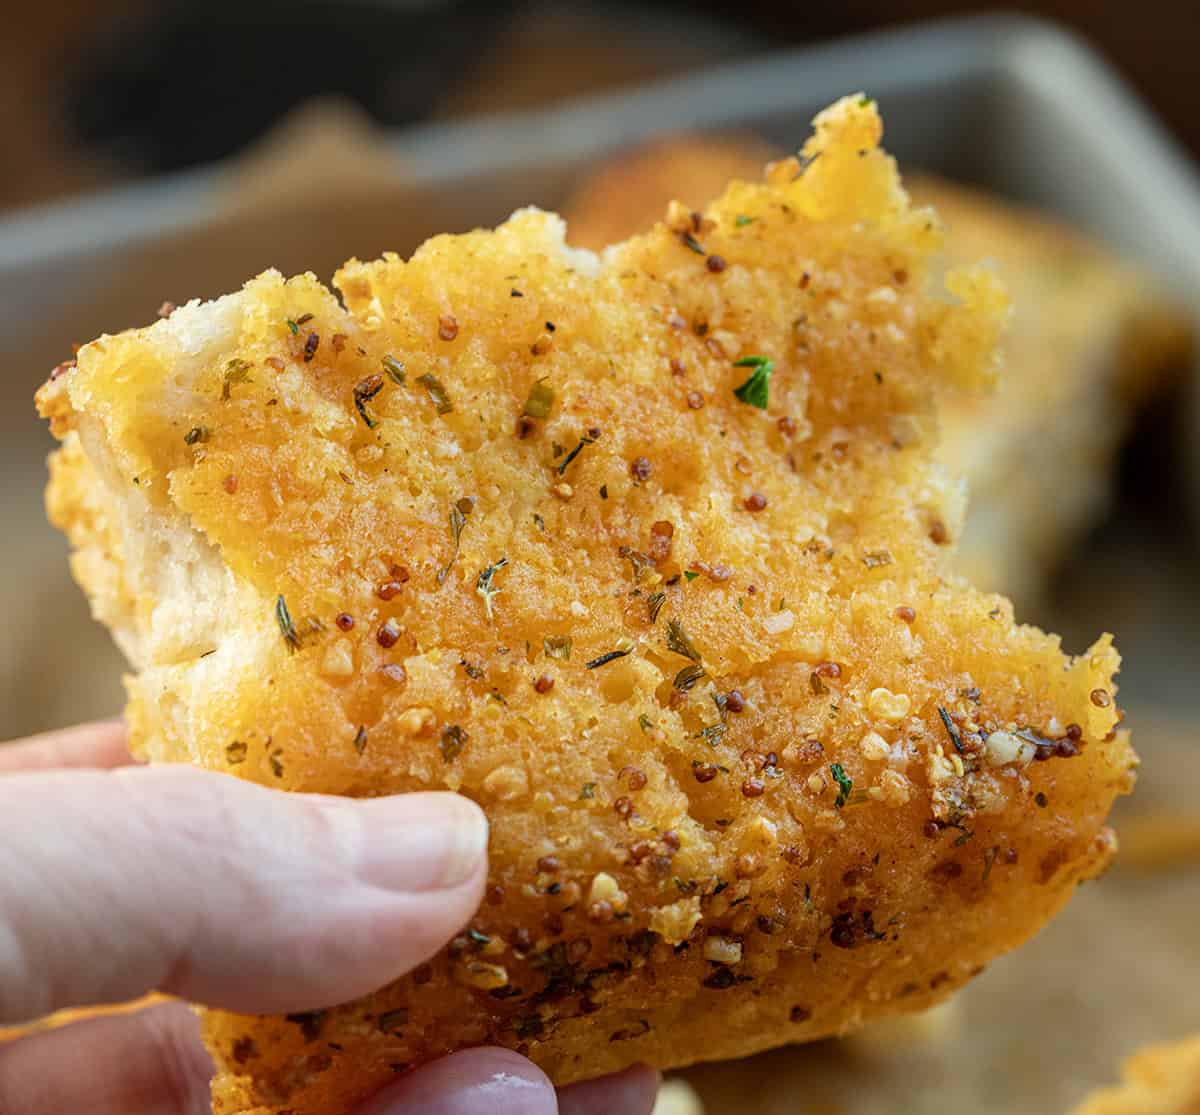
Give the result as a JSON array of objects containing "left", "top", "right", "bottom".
[
  {"left": 703, "top": 935, "right": 743, "bottom": 965},
  {"left": 396, "top": 707, "right": 437, "bottom": 737},
  {"left": 867, "top": 687, "right": 911, "bottom": 722},
  {"left": 588, "top": 871, "right": 628, "bottom": 912},
  {"left": 859, "top": 730, "right": 890, "bottom": 761},
  {"left": 868, "top": 769, "right": 912, "bottom": 805},
  {"left": 480, "top": 764, "right": 528, "bottom": 801},
  {"left": 649, "top": 896, "right": 702, "bottom": 946},
  {"left": 763, "top": 609, "right": 795, "bottom": 635},
  {"left": 984, "top": 730, "right": 1035, "bottom": 768}
]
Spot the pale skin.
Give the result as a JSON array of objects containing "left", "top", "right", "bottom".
[{"left": 0, "top": 721, "right": 660, "bottom": 1114}]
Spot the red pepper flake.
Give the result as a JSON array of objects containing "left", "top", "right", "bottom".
[
  {"left": 389, "top": 564, "right": 410, "bottom": 582},
  {"left": 813, "top": 661, "right": 841, "bottom": 679},
  {"left": 49, "top": 359, "right": 77, "bottom": 381},
  {"left": 533, "top": 674, "right": 555, "bottom": 694},
  {"left": 222, "top": 474, "right": 238, "bottom": 494},
  {"left": 537, "top": 855, "right": 561, "bottom": 873},
  {"left": 893, "top": 268, "right": 908, "bottom": 285},
  {"left": 929, "top": 519, "right": 949, "bottom": 545},
  {"left": 630, "top": 456, "right": 652, "bottom": 482},
  {"left": 303, "top": 332, "right": 320, "bottom": 362},
  {"left": 265, "top": 356, "right": 285, "bottom": 372},
  {"left": 649, "top": 520, "right": 674, "bottom": 564},
  {"left": 377, "top": 618, "right": 401, "bottom": 648},
  {"left": 157, "top": 301, "right": 177, "bottom": 319},
  {"left": 1090, "top": 688, "right": 1111, "bottom": 708},
  {"left": 799, "top": 271, "right": 811, "bottom": 290},
  {"left": 516, "top": 416, "right": 538, "bottom": 439},
  {"left": 693, "top": 764, "right": 719, "bottom": 784},
  {"left": 1065, "top": 723, "right": 1083, "bottom": 741},
  {"left": 613, "top": 796, "right": 634, "bottom": 820},
  {"left": 686, "top": 390, "right": 705, "bottom": 409},
  {"left": 744, "top": 492, "right": 768, "bottom": 512},
  {"left": 777, "top": 416, "right": 798, "bottom": 437},
  {"left": 376, "top": 579, "right": 405, "bottom": 601},
  {"left": 662, "top": 830, "right": 680, "bottom": 850},
  {"left": 741, "top": 777, "right": 765, "bottom": 798},
  {"left": 331, "top": 333, "right": 347, "bottom": 354},
  {"left": 487, "top": 883, "right": 506, "bottom": 905},
  {"left": 726, "top": 689, "right": 745, "bottom": 713},
  {"left": 335, "top": 613, "right": 355, "bottom": 631},
  {"left": 438, "top": 314, "right": 459, "bottom": 341},
  {"left": 895, "top": 605, "right": 916, "bottom": 623},
  {"left": 378, "top": 663, "right": 407, "bottom": 687},
  {"left": 923, "top": 820, "right": 940, "bottom": 838},
  {"left": 706, "top": 254, "right": 727, "bottom": 273},
  {"left": 619, "top": 766, "right": 647, "bottom": 791},
  {"left": 670, "top": 357, "right": 687, "bottom": 376}
]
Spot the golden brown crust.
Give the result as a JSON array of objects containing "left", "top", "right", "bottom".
[
  {"left": 565, "top": 136, "right": 1193, "bottom": 606},
  {"left": 38, "top": 97, "right": 1133, "bottom": 1115},
  {"left": 1071, "top": 1035, "right": 1200, "bottom": 1115}
]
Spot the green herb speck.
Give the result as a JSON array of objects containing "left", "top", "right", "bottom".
[
  {"left": 732, "top": 356, "right": 773, "bottom": 410},
  {"left": 830, "top": 763, "right": 853, "bottom": 808}
]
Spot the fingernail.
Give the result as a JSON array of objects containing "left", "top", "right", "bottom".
[
  {"left": 346, "top": 793, "right": 488, "bottom": 893},
  {"left": 359, "top": 1048, "right": 556, "bottom": 1115}
]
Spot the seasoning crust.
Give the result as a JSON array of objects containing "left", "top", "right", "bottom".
[{"left": 38, "top": 96, "right": 1133, "bottom": 1115}]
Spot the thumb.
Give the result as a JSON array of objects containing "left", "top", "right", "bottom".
[{"left": 0, "top": 766, "right": 487, "bottom": 1022}]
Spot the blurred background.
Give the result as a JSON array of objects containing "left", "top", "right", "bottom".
[
  {"left": 3, "top": 3, "right": 1200, "bottom": 1114},
  {"left": 2, "top": 0, "right": 1199, "bottom": 215}
]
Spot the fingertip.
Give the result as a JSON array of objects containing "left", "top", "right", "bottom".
[
  {"left": 558, "top": 1064, "right": 662, "bottom": 1115},
  {"left": 357, "top": 1047, "right": 556, "bottom": 1115}
]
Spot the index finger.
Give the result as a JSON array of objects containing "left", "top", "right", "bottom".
[{"left": 0, "top": 720, "right": 134, "bottom": 774}]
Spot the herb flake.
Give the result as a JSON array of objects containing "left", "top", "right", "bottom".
[
  {"left": 557, "top": 436, "right": 594, "bottom": 476},
  {"left": 732, "top": 356, "right": 773, "bottom": 410},
  {"left": 830, "top": 763, "right": 853, "bottom": 808},
  {"left": 353, "top": 373, "right": 385, "bottom": 428},
  {"left": 382, "top": 355, "right": 406, "bottom": 384},
  {"left": 586, "top": 648, "right": 631, "bottom": 670},
  {"left": 475, "top": 557, "right": 508, "bottom": 620},
  {"left": 938, "top": 706, "right": 965, "bottom": 754},
  {"left": 523, "top": 378, "right": 556, "bottom": 419},
  {"left": 647, "top": 592, "right": 667, "bottom": 624},
  {"left": 222, "top": 359, "right": 253, "bottom": 401},
  {"left": 440, "top": 725, "right": 467, "bottom": 762},
  {"left": 417, "top": 372, "right": 453, "bottom": 414},
  {"left": 543, "top": 634, "right": 572, "bottom": 660},
  {"left": 674, "top": 663, "right": 707, "bottom": 691},
  {"left": 665, "top": 618, "right": 702, "bottom": 661},
  {"left": 275, "top": 594, "right": 302, "bottom": 653},
  {"left": 437, "top": 498, "right": 474, "bottom": 586},
  {"left": 353, "top": 725, "right": 368, "bottom": 755}
]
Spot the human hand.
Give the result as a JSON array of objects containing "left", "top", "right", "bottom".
[{"left": 0, "top": 720, "right": 660, "bottom": 1114}]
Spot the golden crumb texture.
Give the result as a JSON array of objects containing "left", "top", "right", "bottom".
[
  {"left": 37, "top": 96, "right": 1133, "bottom": 1115},
  {"left": 1072, "top": 1035, "right": 1200, "bottom": 1115}
]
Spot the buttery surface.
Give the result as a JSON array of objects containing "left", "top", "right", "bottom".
[{"left": 38, "top": 98, "right": 1133, "bottom": 1114}]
